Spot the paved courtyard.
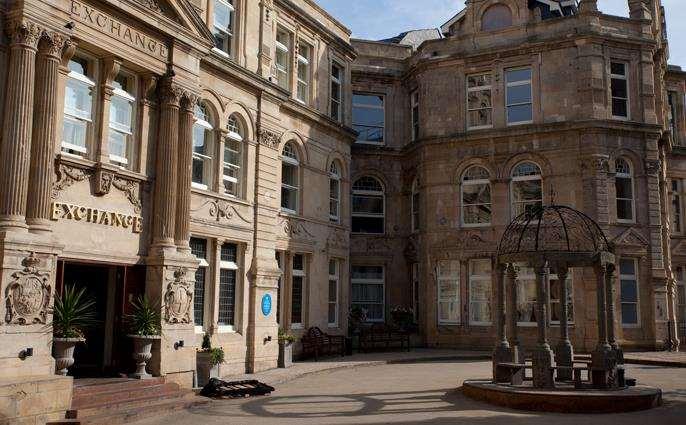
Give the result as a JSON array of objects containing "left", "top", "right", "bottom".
[{"left": 133, "top": 359, "right": 686, "bottom": 425}]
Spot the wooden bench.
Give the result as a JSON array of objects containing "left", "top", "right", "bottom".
[
  {"left": 300, "top": 327, "right": 345, "bottom": 361},
  {"left": 359, "top": 324, "right": 411, "bottom": 353}
]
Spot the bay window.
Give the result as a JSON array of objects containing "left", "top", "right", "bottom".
[
  {"left": 291, "top": 254, "right": 305, "bottom": 328},
  {"left": 330, "top": 62, "right": 343, "bottom": 121},
  {"left": 615, "top": 158, "right": 634, "bottom": 222},
  {"left": 511, "top": 162, "right": 543, "bottom": 218},
  {"left": 352, "top": 265, "right": 385, "bottom": 322},
  {"left": 213, "top": 0, "right": 234, "bottom": 56},
  {"left": 62, "top": 57, "right": 95, "bottom": 155},
  {"left": 620, "top": 258, "right": 639, "bottom": 326},
  {"left": 190, "top": 237, "right": 208, "bottom": 330},
  {"left": 437, "top": 260, "right": 460, "bottom": 324},
  {"left": 296, "top": 42, "right": 311, "bottom": 104},
  {"left": 224, "top": 115, "right": 243, "bottom": 197},
  {"left": 506, "top": 68, "right": 533, "bottom": 125},
  {"left": 611, "top": 62, "right": 629, "bottom": 119},
  {"left": 192, "top": 104, "right": 214, "bottom": 189},
  {"left": 462, "top": 166, "right": 492, "bottom": 226},
  {"left": 352, "top": 176, "right": 385, "bottom": 234},
  {"left": 353, "top": 94, "right": 385, "bottom": 144},
  {"left": 281, "top": 142, "right": 299, "bottom": 213},
  {"left": 276, "top": 29, "right": 291, "bottom": 90},
  {"left": 467, "top": 73, "right": 493, "bottom": 129},
  {"left": 109, "top": 73, "right": 135, "bottom": 167},
  {"left": 329, "top": 161, "right": 341, "bottom": 222},
  {"left": 218, "top": 243, "right": 238, "bottom": 330},
  {"left": 469, "top": 259, "right": 492, "bottom": 325}
]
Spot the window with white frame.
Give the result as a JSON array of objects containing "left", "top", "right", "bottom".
[
  {"left": 330, "top": 62, "right": 343, "bottom": 122},
  {"left": 329, "top": 161, "right": 341, "bottom": 222},
  {"left": 437, "top": 260, "right": 460, "bottom": 324},
  {"left": 506, "top": 68, "right": 533, "bottom": 125},
  {"left": 620, "top": 258, "right": 639, "bottom": 326},
  {"left": 328, "top": 259, "right": 339, "bottom": 327},
  {"left": 275, "top": 28, "right": 291, "bottom": 90},
  {"left": 469, "top": 259, "right": 492, "bottom": 325},
  {"left": 467, "top": 73, "right": 493, "bottom": 129},
  {"left": 223, "top": 115, "right": 243, "bottom": 197},
  {"left": 676, "top": 266, "right": 685, "bottom": 325},
  {"left": 296, "top": 42, "right": 311, "bottom": 104},
  {"left": 218, "top": 243, "right": 238, "bottom": 330},
  {"left": 352, "top": 176, "right": 385, "bottom": 234},
  {"left": 213, "top": 0, "right": 234, "bottom": 57},
  {"left": 412, "top": 263, "right": 420, "bottom": 322},
  {"left": 672, "top": 179, "right": 685, "bottom": 234},
  {"left": 615, "top": 158, "right": 634, "bottom": 222},
  {"left": 190, "top": 237, "right": 208, "bottom": 329},
  {"left": 610, "top": 62, "right": 629, "bottom": 119},
  {"left": 411, "top": 90, "right": 419, "bottom": 141},
  {"left": 351, "top": 265, "right": 385, "bottom": 322},
  {"left": 281, "top": 142, "right": 299, "bottom": 213},
  {"left": 462, "top": 166, "right": 492, "bottom": 226},
  {"left": 192, "top": 104, "right": 214, "bottom": 189},
  {"left": 550, "top": 270, "right": 574, "bottom": 324},
  {"left": 411, "top": 179, "right": 420, "bottom": 232},
  {"left": 291, "top": 254, "right": 305, "bottom": 328},
  {"left": 109, "top": 73, "right": 136, "bottom": 167},
  {"left": 62, "top": 57, "right": 95, "bottom": 156},
  {"left": 353, "top": 94, "right": 385, "bottom": 144},
  {"left": 511, "top": 162, "right": 542, "bottom": 218}
]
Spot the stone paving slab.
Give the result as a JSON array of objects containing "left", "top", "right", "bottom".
[
  {"left": 622, "top": 351, "right": 686, "bottom": 367},
  {"left": 217, "top": 349, "right": 491, "bottom": 387}
]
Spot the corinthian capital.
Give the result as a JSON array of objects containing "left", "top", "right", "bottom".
[
  {"left": 38, "top": 31, "right": 69, "bottom": 59},
  {"left": 180, "top": 91, "right": 200, "bottom": 113},
  {"left": 4, "top": 19, "right": 42, "bottom": 48},
  {"left": 158, "top": 79, "right": 184, "bottom": 107}
]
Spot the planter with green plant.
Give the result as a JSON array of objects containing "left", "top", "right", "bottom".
[
  {"left": 196, "top": 333, "right": 225, "bottom": 387},
  {"left": 125, "top": 295, "right": 161, "bottom": 379},
  {"left": 347, "top": 306, "right": 367, "bottom": 354},
  {"left": 51, "top": 285, "right": 97, "bottom": 376},
  {"left": 278, "top": 328, "right": 295, "bottom": 368}
]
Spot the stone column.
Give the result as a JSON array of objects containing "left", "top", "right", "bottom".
[
  {"left": 595, "top": 264, "right": 610, "bottom": 349},
  {"left": 506, "top": 264, "right": 521, "bottom": 363},
  {"left": 174, "top": 92, "right": 197, "bottom": 252},
  {"left": 152, "top": 79, "right": 183, "bottom": 249},
  {"left": 555, "top": 266, "right": 574, "bottom": 381},
  {"left": 493, "top": 263, "right": 513, "bottom": 383},
  {"left": 591, "top": 263, "right": 613, "bottom": 388},
  {"left": 532, "top": 263, "right": 554, "bottom": 389},
  {"left": 26, "top": 31, "right": 67, "bottom": 233},
  {"left": 0, "top": 20, "right": 42, "bottom": 231}
]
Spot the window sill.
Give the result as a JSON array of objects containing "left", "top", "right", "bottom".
[
  {"left": 506, "top": 121, "right": 534, "bottom": 127},
  {"left": 355, "top": 141, "right": 386, "bottom": 147},
  {"left": 290, "top": 323, "right": 304, "bottom": 330},
  {"left": 217, "top": 325, "right": 236, "bottom": 334},
  {"left": 462, "top": 223, "right": 491, "bottom": 229},
  {"left": 190, "top": 186, "right": 250, "bottom": 206},
  {"left": 280, "top": 208, "right": 299, "bottom": 216},
  {"left": 211, "top": 47, "right": 232, "bottom": 60}
]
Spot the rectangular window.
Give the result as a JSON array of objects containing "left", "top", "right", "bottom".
[
  {"left": 223, "top": 125, "right": 242, "bottom": 197},
  {"left": 213, "top": 0, "right": 234, "bottom": 56},
  {"left": 353, "top": 94, "right": 385, "bottom": 145},
  {"left": 296, "top": 42, "right": 311, "bottom": 104},
  {"left": 469, "top": 259, "right": 492, "bottom": 325},
  {"left": 218, "top": 243, "right": 238, "bottom": 329},
  {"left": 467, "top": 73, "right": 493, "bottom": 129},
  {"left": 291, "top": 254, "right": 305, "bottom": 328},
  {"left": 611, "top": 62, "right": 629, "bottom": 119},
  {"left": 328, "top": 259, "right": 339, "bottom": 327},
  {"left": 620, "top": 258, "right": 639, "bottom": 326},
  {"left": 505, "top": 68, "right": 532, "bottom": 125},
  {"left": 329, "top": 174, "right": 340, "bottom": 222},
  {"left": 351, "top": 265, "right": 385, "bottom": 322},
  {"left": 515, "top": 266, "right": 537, "bottom": 325},
  {"left": 275, "top": 29, "right": 291, "bottom": 91},
  {"left": 437, "top": 260, "right": 460, "bottom": 324},
  {"left": 190, "top": 238, "right": 208, "bottom": 329},
  {"left": 672, "top": 180, "right": 684, "bottom": 234},
  {"left": 411, "top": 90, "right": 419, "bottom": 141},
  {"left": 62, "top": 57, "right": 95, "bottom": 156},
  {"left": 109, "top": 73, "right": 136, "bottom": 167},
  {"left": 550, "top": 271, "right": 574, "bottom": 324},
  {"left": 330, "top": 62, "right": 343, "bottom": 122},
  {"left": 192, "top": 105, "right": 214, "bottom": 189}
]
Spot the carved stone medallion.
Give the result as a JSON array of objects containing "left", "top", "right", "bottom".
[
  {"left": 258, "top": 129, "right": 281, "bottom": 149},
  {"left": 163, "top": 268, "right": 193, "bottom": 324},
  {"left": 5, "top": 253, "right": 51, "bottom": 325}
]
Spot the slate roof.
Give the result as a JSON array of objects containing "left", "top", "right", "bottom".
[{"left": 378, "top": 28, "right": 442, "bottom": 50}]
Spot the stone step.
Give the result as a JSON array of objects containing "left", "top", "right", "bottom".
[
  {"left": 72, "top": 377, "right": 166, "bottom": 397},
  {"left": 76, "top": 393, "right": 210, "bottom": 425},
  {"left": 72, "top": 382, "right": 181, "bottom": 410}
]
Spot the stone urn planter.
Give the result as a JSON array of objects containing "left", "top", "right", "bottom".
[
  {"left": 196, "top": 350, "right": 222, "bottom": 387},
  {"left": 278, "top": 341, "right": 293, "bottom": 368},
  {"left": 53, "top": 337, "right": 85, "bottom": 376},
  {"left": 128, "top": 335, "right": 160, "bottom": 379}
]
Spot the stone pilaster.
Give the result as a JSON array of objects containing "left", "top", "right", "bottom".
[
  {"left": 174, "top": 93, "right": 198, "bottom": 252},
  {"left": 152, "top": 79, "right": 183, "bottom": 249},
  {"left": 26, "top": 31, "right": 67, "bottom": 233},
  {"left": 0, "top": 19, "right": 42, "bottom": 231}
]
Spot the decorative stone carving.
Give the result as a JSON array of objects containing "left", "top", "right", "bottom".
[
  {"left": 158, "top": 80, "right": 184, "bottom": 106},
  {"left": 5, "top": 253, "right": 51, "bottom": 325},
  {"left": 135, "top": 0, "right": 162, "bottom": 12},
  {"left": 4, "top": 19, "right": 42, "bottom": 48},
  {"left": 52, "top": 164, "right": 92, "bottom": 199},
  {"left": 93, "top": 168, "right": 114, "bottom": 196},
  {"left": 39, "top": 31, "right": 68, "bottom": 58},
  {"left": 281, "top": 218, "right": 314, "bottom": 239},
  {"left": 258, "top": 129, "right": 281, "bottom": 150},
  {"left": 112, "top": 177, "right": 143, "bottom": 214},
  {"left": 326, "top": 228, "right": 349, "bottom": 249},
  {"left": 192, "top": 199, "right": 251, "bottom": 224},
  {"left": 163, "top": 268, "right": 193, "bottom": 324},
  {"left": 351, "top": 237, "right": 393, "bottom": 254},
  {"left": 645, "top": 159, "right": 661, "bottom": 176},
  {"left": 583, "top": 156, "right": 609, "bottom": 173},
  {"left": 612, "top": 228, "right": 649, "bottom": 248}
]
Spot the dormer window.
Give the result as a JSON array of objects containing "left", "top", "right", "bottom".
[{"left": 481, "top": 4, "right": 512, "bottom": 31}]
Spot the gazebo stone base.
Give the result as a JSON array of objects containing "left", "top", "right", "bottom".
[
  {"left": 492, "top": 345, "right": 518, "bottom": 383},
  {"left": 532, "top": 345, "right": 554, "bottom": 389},
  {"left": 555, "top": 341, "right": 574, "bottom": 381},
  {"left": 462, "top": 380, "right": 662, "bottom": 413}
]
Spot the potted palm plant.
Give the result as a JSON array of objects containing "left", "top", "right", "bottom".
[
  {"left": 196, "top": 333, "right": 225, "bottom": 387},
  {"left": 278, "top": 328, "right": 295, "bottom": 368},
  {"left": 51, "top": 285, "right": 97, "bottom": 376},
  {"left": 125, "top": 295, "right": 161, "bottom": 379}
]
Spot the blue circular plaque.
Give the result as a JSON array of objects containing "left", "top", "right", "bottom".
[{"left": 261, "top": 294, "right": 272, "bottom": 316}]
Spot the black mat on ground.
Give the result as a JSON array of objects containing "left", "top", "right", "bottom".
[{"left": 200, "top": 378, "right": 275, "bottom": 398}]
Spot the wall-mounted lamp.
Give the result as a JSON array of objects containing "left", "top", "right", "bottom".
[
  {"left": 19, "top": 347, "right": 33, "bottom": 360},
  {"left": 264, "top": 335, "right": 272, "bottom": 344},
  {"left": 174, "top": 340, "right": 185, "bottom": 350}
]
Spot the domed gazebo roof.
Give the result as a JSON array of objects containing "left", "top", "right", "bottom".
[{"left": 497, "top": 205, "right": 613, "bottom": 266}]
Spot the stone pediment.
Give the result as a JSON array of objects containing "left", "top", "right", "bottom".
[{"left": 612, "top": 228, "right": 649, "bottom": 248}]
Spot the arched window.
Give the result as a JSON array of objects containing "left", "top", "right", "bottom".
[
  {"left": 281, "top": 142, "right": 299, "bottom": 213},
  {"left": 481, "top": 4, "right": 513, "bottom": 31},
  {"left": 511, "top": 162, "right": 542, "bottom": 217},
  {"left": 192, "top": 103, "right": 214, "bottom": 189},
  {"left": 223, "top": 114, "right": 243, "bottom": 197},
  {"left": 462, "top": 166, "right": 492, "bottom": 226},
  {"left": 329, "top": 161, "right": 341, "bottom": 222},
  {"left": 616, "top": 158, "right": 635, "bottom": 222},
  {"left": 352, "top": 176, "right": 385, "bottom": 234},
  {"left": 411, "top": 179, "right": 420, "bottom": 232}
]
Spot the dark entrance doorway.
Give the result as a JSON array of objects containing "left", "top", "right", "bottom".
[{"left": 56, "top": 261, "right": 146, "bottom": 378}]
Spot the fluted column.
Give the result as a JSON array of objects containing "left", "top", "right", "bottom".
[
  {"left": 0, "top": 20, "right": 42, "bottom": 231},
  {"left": 152, "top": 79, "right": 183, "bottom": 248},
  {"left": 174, "top": 92, "right": 198, "bottom": 252},
  {"left": 26, "top": 31, "right": 67, "bottom": 233}
]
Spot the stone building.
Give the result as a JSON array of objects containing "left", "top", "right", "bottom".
[{"left": 1, "top": 0, "right": 686, "bottom": 423}]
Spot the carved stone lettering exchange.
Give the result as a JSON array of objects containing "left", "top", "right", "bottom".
[
  {"left": 164, "top": 269, "right": 193, "bottom": 324},
  {"left": 5, "top": 253, "right": 51, "bottom": 325}
]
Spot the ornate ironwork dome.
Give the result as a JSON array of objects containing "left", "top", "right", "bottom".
[{"left": 497, "top": 205, "right": 611, "bottom": 261}]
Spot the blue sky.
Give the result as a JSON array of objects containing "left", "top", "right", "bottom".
[{"left": 316, "top": 0, "right": 686, "bottom": 66}]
